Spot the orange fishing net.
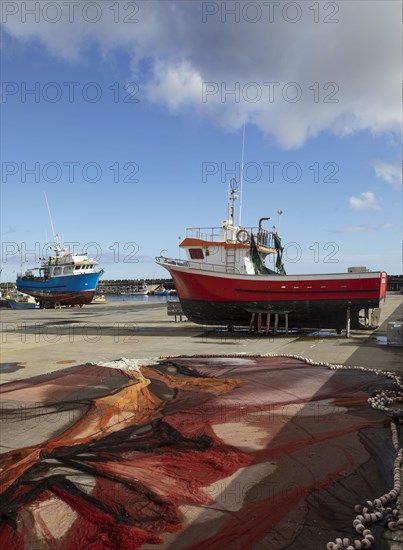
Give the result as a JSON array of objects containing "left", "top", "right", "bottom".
[{"left": 0, "top": 356, "right": 401, "bottom": 549}]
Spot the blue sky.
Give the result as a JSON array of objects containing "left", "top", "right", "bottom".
[{"left": 1, "top": 0, "right": 401, "bottom": 281}]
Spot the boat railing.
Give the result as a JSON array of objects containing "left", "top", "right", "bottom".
[
  {"left": 185, "top": 227, "right": 274, "bottom": 248},
  {"left": 186, "top": 227, "right": 226, "bottom": 241},
  {"left": 255, "top": 228, "right": 273, "bottom": 249},
  {"left": 156, "top": 256, "right": 242, "bottom": 274}
]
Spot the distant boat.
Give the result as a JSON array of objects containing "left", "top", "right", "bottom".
[
  {"left": 92, "top": 294, "right": 106, "bottom": 304},
  {"left": 153, "top": 286, "right": 170, "bottom": 296},
  {"left": 16, "top": 236, "right": 104, "bottom": 308},
  {"left": 6, "top": 291, "right": 40, "bottom": 309},
  {"left": 130, "top": 284, "right": 149, "bottom": 295},
  {"left": 0, "top": 290, "right": 9, "bottom": 308}
]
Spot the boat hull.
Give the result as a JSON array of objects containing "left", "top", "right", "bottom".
[
  {"left": 7, "top": 299, "right": 39, "bottom": 309},
  {"left": 160, "top": 263, "right": 388, "bottom": 330},
  {"left": 16, "top": 272, "right": 103, "bottom": 306}
]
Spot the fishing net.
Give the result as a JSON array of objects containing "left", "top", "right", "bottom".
[{"left": 0, "top": 355, "right": 402, "bottom": 550}]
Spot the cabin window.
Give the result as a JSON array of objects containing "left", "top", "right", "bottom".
[
  {"left": 54, "top": 267, "right": 62, "bottom": 275},
  {"left": 189, "top": 248, "right": 204, "bottom": 260},
  {"left": 75, "top": 266, "right": 81, "bottom": 270},
  {"left": 64, "top": 266, "right": 73, "bottom": 274}
]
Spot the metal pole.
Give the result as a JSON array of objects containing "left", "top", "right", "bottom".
[
  {"left": 274, "top": 314, "right": 279, "bottom": 335},
  {"left": 277, "top": 210, "right": 283, "bottom": 233},
  {"left": 239, "top": 121, "right": 246, "bottom": 226},
  {"left": 265, "top": 312, "right": 271, "bottom": 336}
]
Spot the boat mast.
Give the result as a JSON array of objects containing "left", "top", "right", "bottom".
[
  {"left": 228, "top": 178, "right": 238, "bottom": 225},
  {"left": 238, "top": 121, "right": 246, "bottom": 226},
  {"left": 44, "top": 193, "right": 62, "bottom": 252}
]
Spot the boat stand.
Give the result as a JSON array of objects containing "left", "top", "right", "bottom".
[
  {"left": 249, "top": 311, "right": 289, "bottom": 336},
  {"left": 248, "top": 308, "right": 353, "bottom": 337},
  {"left": 346, "top": 307, "right": 351, "bottom": 338}
]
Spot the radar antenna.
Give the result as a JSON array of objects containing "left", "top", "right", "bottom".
[{"left": 228, "top": 178, "right": 239, "bottom": 224}]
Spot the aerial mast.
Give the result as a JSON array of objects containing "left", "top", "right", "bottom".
[
  {"left": 238, "top": 120, "right": 246, "bottom": 226},
  {"left": 228, "top": 178, "right": 238, "bottom": 225},
  {"left": 44, "top": 192, "right": 62, "bottom": 252},
  {"left": 44, "top": 193, "right": 56, "bottom": 239}
]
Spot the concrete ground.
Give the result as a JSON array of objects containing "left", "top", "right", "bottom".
[
  {"left": 1, "top": 293, "right": 402, "bottom": 548},
  {"left": 1, "top": 293, "right": 402, "bottom": 382}
]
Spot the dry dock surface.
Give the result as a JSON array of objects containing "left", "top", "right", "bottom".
[
  {"left": 0, "top": 293, "right": 402, "bottom": 549},
  {"left": 1, "top": 293, "right": 402, "bottom": 381}
]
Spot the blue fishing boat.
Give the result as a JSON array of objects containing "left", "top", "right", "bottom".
[
  {"left": 153, "top": 285, "right": 171, "bottom": 296},
  {"left": 16, "top": 237, "right": 104, "bottom": 308},
  {"left": 6, "top": 291, "right": 40, "bottom": 309}
]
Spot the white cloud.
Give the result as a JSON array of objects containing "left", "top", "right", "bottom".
[
  {"left": 145, "top": 60, "right": 204, "bottom": 110},
  {"left": 336, "top": 223, "right": 395, "bottom": 233},
  {"left": 349, "top": 191, "right": 380, "bottom": 210},
  {"left": 374, "top": 161, "right": 401, "bottom": 189},
  {"left": 2, "top": 1, "right": 401, "bottom": 149},
  {"left": 336, "top": 226, "right": 374, "bottom": 233}
]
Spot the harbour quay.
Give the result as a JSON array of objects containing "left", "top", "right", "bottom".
[{"left": 96, "top": 279, "right": 176, "bottom": 295}]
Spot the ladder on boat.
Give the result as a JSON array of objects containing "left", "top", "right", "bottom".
[{"left": 226, "top": 247, "right": 237, "bottom": 273}]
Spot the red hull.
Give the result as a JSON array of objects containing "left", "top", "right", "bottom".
[
  {"left": 162, "top": 264, "right": 388, "bottom": 329},
  {"left": 33, "top": 290, "right": 96, "bottom": 307},
  {"left": 171, "top": 269, "right": 387, "bottom": 303}
]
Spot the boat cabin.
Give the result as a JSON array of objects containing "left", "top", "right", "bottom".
[
  {"left": 179, "top": 219, "right": 278, "bottom": 275},
  {"left": 18, "top": 249, "right": 98, "bottom": 282}
]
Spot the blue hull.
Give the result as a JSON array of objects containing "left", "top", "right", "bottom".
[
  {"left": 16, "top": 272, "right": 103, "bottom": 306},
  {"left": 7, "top": 299, "right": 39, "bottom": 309}
]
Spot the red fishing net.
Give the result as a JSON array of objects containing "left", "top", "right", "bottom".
[{"left": 0, "top": 356, "right": 402, "bottom": 549}]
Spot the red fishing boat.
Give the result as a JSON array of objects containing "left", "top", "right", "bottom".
[{"left": 156, "top": 185, "right": 387, "bottom": 331}]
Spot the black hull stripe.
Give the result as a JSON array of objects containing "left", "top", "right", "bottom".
[{"left": 179, "top": 297, "right": 383, "bottom": 329}]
